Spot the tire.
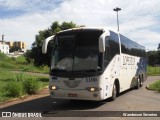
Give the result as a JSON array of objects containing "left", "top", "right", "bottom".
[
  {"left": 140, "top": 76, "right": 143, "bottom": 87},
  {"left": 136, "top": 77, "right": 140, "bottom": 89},
  {"left": 111, "top": 83, "right": 117, "bottom": 101}
]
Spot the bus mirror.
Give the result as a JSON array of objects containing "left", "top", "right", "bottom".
[
  {"left": 42, "top": 35, "right": 55, "bottom": 54},
  {"left": 99, "top": 34, "right": 105, "bottom": 52}
]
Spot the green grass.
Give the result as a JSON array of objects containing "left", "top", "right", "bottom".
[
  {"left": 0, "top": 69, "right": 48, "bottom": 103},
  {"left": 148, "top": 80, "right": 160, "bottom": 92},
  {"left": 0, "top": 53, "right": 49, "bottom": 103},
  {"left": 0, "top": 53, "right": 49, "bottom": 74},
  {"left": 147, "top": 66, "right": 160, "bottom": 76}
]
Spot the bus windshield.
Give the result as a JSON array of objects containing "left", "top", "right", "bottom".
[{"left": 51, "top": 30, "right": 103, "bottom": 72}]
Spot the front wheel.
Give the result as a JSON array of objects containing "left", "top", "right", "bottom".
[{"left": 111, "top": 84, "right": 117, "bottom": 101}]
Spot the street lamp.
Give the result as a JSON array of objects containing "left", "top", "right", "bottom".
[
  {"left": 113, "top": 7, "right": 122, "bottom": 55},
  {"left": 113, "top": 7, "right": 121, "bottom": 32}
]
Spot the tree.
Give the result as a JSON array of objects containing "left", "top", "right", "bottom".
[
  {"left": 25, "top": 21, "right": 78, "bottom": 66},
  {"left": 158, "top": 43, "right": 160, "bottom": 51},
  {"left": 10, "top": 46, "right": 22, "bottom": 53}
]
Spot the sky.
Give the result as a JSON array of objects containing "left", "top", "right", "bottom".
[{"left": 0, "top": 0, "right": 160, "bottom": 50}]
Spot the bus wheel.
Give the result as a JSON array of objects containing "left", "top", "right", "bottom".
[
  {"left": 111, "top": 83, "right": 117, "bottom": 101},
  {"left": 136, "top": 77, "right": 140, "bottom": 89},
  {"left": 140, "top": 76, "right": 143, "bottom": 87}
]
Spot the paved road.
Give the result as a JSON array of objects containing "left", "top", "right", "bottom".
[{"left": 0, "top": 76, "right": 160, "bottom": 119}]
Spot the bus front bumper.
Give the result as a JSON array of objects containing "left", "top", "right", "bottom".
[{"left": 49, "top": 89, "right": 104, "bottom": 101}]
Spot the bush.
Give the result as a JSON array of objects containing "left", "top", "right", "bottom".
[
  {"left": 4, "top": 81, "right": 23, "bottom": 97},
  {"left": 22, "top": 77, "right": 40, "bottom": 94},
  {"left": 2, "top": 73, "right": 41, "bottom": 99},
  {"left": 12, "top": 73, "right": 27, "bottom": 82}
]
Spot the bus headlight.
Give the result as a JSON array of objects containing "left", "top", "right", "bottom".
[
  {"left": 85, "top": 87, "right": 102, "bottom": 92},
  {"left": 49, "top": 85, "right": 59, "bottom": 90}
]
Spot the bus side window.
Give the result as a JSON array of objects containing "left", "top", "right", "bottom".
[{"left": 104, "top": 37, "right": 110, "bottom": 67}]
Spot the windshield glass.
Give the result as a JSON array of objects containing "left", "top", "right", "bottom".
[{"left": 51, "top": 30, "right": 103, "bottom": 72}]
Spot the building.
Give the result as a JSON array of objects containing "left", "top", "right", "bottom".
[
  {"left": 6, "top": 41, "right": 13, "bottom": 48},
  {"left": 0, "top": 34, "right": 9, "bottom": 54},
  {"left": 6, "top": 41, "right": 26, "bottom": 52},
  {"left": 13, "top": 41, "right": 26, "bottom": 50},
  {"left": 0, "top": 34, "right": 27, "bottom": 53},
  {"left": 0, "top": 41, "right": 9, "bottom": 54}
]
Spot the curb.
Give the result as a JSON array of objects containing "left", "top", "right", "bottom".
[
  {"left": 145, "top": 86, "right": 152, "bottom": 90},
  {"left": 146, "top": 85, "right": 160, "bottom": 92}
]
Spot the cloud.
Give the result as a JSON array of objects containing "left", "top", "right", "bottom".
[
  {"left": 0, "top": 0, "right": 62, "bottom": 13},
  {"left": 0, "top": 0, "right": 160, "bottom": 50}
]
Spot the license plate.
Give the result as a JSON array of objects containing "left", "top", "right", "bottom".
[{"left": 68, "top": 94, "right": 77, "bottom": 97}]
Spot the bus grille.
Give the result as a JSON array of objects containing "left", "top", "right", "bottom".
[{"left": 63, "top": 80, "right": 81, "bottom": 88}]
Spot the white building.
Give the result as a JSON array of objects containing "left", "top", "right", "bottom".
[{"left": 0, "top": 42, "right": 9, "bottom": 54}]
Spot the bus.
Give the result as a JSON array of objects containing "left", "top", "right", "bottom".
[{"left": 42, "top": 27, "right": 147, "bottom": 101}]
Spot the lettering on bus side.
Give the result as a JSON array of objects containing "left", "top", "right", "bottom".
[
  {"left": 86, "top": 77, "right": 97, "bottom": 82},
  {"left": 123, "top": 56, "right": 135, "bottom": 65}
]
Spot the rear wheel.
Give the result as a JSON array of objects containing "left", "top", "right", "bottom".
[
  {"left": 111, "top": 83, "right": 117, "bottom": 101},
  {"left": 140, "top": 76, "right": 143, "bottom": 87},
  {"left": 136, "top": 77, "right": 140, "bottom": 89}
]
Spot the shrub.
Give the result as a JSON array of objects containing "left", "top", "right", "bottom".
[
  {"left": 22, "top": 77, "right": 40, "bottom": 94},
  {"left": 12, "top": 73, "right": 27, "bottom": 82},
  {"left": 0, "top": 53, "right": 7, "bottom": 60},
  {"left": 4, "top": 81, "right": 23, "bottom": 97}
]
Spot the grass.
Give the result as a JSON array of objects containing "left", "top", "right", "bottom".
[
  {"left": 0, "top": 69, "right": 48, "bottom": 103},
  {"left": 0, "top": 53, "right": 49, "bottom": 74},
  {"left": 0, "top": 53, "right": 49, "bottom": 103},
  {"left": 147, "top": 66, "right": 160, "bottom": 76},
  {"left": 148, "top": 80, "right": 160, "bottom": 92}
]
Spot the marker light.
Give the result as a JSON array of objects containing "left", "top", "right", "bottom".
[
  {"left": 86, "top": 87, "right": 102, "bottom": 92},
  {"left": 90, "top": 88, "right": 95, "bottom": 92},
  {"left": 49, "top": 85, "right": 59, "bottom": 90}
]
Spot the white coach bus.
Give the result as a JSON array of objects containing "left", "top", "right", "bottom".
[{"left": 42, "top": 27, "right": 147, "bottom": 101}]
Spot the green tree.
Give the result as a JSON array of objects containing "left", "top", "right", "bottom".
[
  {"left": 147, "top": 51, "right": 159, "bottom": 66},
  {"left": 10, "top": 46, "right": 22, "bottom": 53},
  {"left": 26, "top": 21, "right": 78, "bottom": 66},
  {"left": 158, "top": 43, "right": 160, "bottom": 64}
]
